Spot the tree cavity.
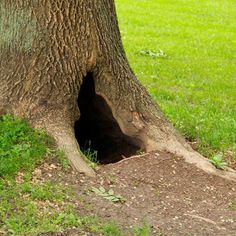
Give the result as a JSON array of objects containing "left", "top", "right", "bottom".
[{"left": 75, "top": 73, "right": 142, "bottom": 164}]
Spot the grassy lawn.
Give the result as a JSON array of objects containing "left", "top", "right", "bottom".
[{"left": 116, "top": 0, "right": 236, "bottom": 160}]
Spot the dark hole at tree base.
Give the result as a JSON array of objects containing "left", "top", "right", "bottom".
[{"left": 75, "top": 73, "right": 142, "bottom": 164}]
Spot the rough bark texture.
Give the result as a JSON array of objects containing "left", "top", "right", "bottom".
[{"left": 1, "top": 0, "right": 236, "bottom": 180}]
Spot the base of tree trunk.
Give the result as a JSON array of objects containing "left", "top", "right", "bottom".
[{"left": 1, "top": 0, "right": 236, "bottom": 181}]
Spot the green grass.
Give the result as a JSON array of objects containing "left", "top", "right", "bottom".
[
  {"left": 116, "top": 0, "right": 236, "bottom": 160},
  {"left": 0, "top": 115, "right": 50, "bottom": 178},
  {"left": 0, "top": 179, "right": 80, "bottom": 235},
  {"left": 0, "top": 115, "right": 79, "bottom": 235}
]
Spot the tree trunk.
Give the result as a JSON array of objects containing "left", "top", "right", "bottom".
[{"left": 1, "top": 0, "right": 235, "bottom": 180}]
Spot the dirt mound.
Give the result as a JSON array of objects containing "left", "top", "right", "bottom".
[
  {"left": 40, "top": 152, "right": 236, "bottom": 235},
  {"left": 76, "top": 152, "right": 236, "bottom": 235}
]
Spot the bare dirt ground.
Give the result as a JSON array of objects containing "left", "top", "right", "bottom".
[{"left": 43, "top": 151, "right": 236, "bottom": 235}]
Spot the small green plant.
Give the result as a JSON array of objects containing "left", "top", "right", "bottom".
[
  {"left": 133, "top": 223, "right": 151, "bottom": 236},
  {"left": 82, "top": 140, "right": 99, "bottom": 169},
  {"left": 209, "top": 154, "right": 228, "bottom": 170},
  {"left": 228, "top": 202, "right": 236, "bottom": 211},
  {"left": 83, "top": 148, "right": 98, "bottom": 163},
  {"left": 139, "top": 49, "right": 167, "bottom": 58},
  {"left": 136, "top": 149, "right": 145, "bottom": 155},
  {"left": 91, "top": 186, "right": 126, "bottom": 203}
]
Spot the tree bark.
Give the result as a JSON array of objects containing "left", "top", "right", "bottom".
[{"left": 1, "top": 0, "right": 236, "bottom": 180}]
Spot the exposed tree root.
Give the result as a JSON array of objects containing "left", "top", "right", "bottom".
[
  {"left": 44, "top": 121, "right": 96, "bottom": 177},
  {"left": 55, "top": 133, "right": 96, "bottom": 177},
  {"left": 179, "top": 148, "right": 236, "bottom": 182},
  {"left": 161, "top": 139, "right": 236, "bottom": 182}
]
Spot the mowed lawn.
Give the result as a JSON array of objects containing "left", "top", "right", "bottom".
[{"left": 116, "top": 0, "right": 236, "bottom": 160}]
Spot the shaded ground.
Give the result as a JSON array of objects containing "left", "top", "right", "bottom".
[{"left": 40, "top": 152, "right": 236, "bottom": 235}]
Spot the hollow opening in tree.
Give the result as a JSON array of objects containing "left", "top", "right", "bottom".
[{"left": 75, "top": 73, "right": 142, "bottom": 164}]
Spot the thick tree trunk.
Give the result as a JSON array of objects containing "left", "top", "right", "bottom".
[{"left": 1, "top": 0, "right": 235, "bottom": 180}]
